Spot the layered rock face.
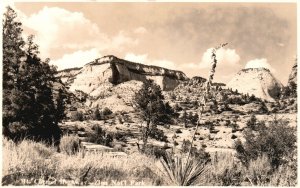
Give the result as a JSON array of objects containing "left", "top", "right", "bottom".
[
  {"left": 57, "top": 55, "right": 188, "bottom": 96},
  {"left": 227, "top": 68, "right": 283, "bottom": 101}
]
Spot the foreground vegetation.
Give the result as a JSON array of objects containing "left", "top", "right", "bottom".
[{"left": 2, "top": 129, "right": 296, "bottom": 186}]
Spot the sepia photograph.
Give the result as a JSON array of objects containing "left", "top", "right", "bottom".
[{"left": 1, "top": 0, "right": 298, "bottom": 186}]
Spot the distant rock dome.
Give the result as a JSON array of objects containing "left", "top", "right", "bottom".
[{"left": 227, "top": 68, "right": 283, "bottom": 101}]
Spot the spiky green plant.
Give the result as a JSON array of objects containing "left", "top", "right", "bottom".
[{"left": 159, "top": 152, "right": 208, "bottom": 185}]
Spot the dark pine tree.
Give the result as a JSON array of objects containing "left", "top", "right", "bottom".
[
  {"left": 3, "top": 7, "right": 63, "bottom": 144},
  {"left": 2, "top": 6, "right": 26, "bottom": 137},
  {"left": 135, "top": 79, "right": 169, "bottom": 152}
]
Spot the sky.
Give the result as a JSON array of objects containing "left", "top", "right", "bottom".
[{"left": 3, "top": 1, "right": 297, "bottom": 84}]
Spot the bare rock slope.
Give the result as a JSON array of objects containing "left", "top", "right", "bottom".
[{"left": 227, "top": 68, "right": 283, "bottom": 101}]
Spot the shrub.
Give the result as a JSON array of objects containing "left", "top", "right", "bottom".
[
  {"left": 103, "top": 107, "right": 112, "bottom": 116},
  {"left": 246, "top": 114, "right": 257, "bottom": 130},
  {"left": 175, "top": 129, "right": 182, "bottom": 134},
  {"left": 231, "top": 134, "right": 237, "bottom": 139},
  {"left": 173, "top": 140, "right": 179, "bottom": 146},
  {"left": 118, "top": 116, "right": 123, "bottom": 124},
  {"left": 149, "top": 125, "right": 168, "bottom": 142},
  {"left": 174, "top": 103, "right": 182, "bottom": 112},
  {"left": 230, "top": 122, "right": 239, "bottom": 130},
  {"left": 269, "top": 160, "right": 297, "bottom": 186},
  {"left": 235, "top": 118, "right": 296, "bottom": 169},
  {"left": 181, "top": 139, "right": 192, "bottom": 153},
  {"left": 203, "top": 152, "right": 243, "bottom": 186},
  {"left": 92, "top": 108, "right": 102, "bottom": 120},
  {"left": 70, "top": 111, "right": 84, "bottom": 121},
  {"left": 144, "top": 145, "right": 167, "bottom": 159},
  {"left": 86, "top": 125, "right": 113, "bottom": 147},
  {"left": 181, "top": 139, "right": 210, "bottom": 162},
  {"left": 218, "top": 164, "right": 243, "bottom": 186},
  {"left": 59, "top": 134, "right": 80, "bottom": 155},
  {"left": 258, "top": 101, "right": 269, "bottom": 114},
  {"left": 224, "top": 120, "right": 231, "bottom": 126},
  {"left": 114, "top": 131, "right": 131, "bottom": 142}
]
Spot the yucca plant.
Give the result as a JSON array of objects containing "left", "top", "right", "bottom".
[
  {"left": 158, "top": 43, "right": 228, "bottom": 186},
  {"left": 159, "top": 152, "right": 209, "bottom": 185}
]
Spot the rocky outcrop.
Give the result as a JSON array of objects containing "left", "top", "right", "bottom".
[
  {"left": 191, "top": 76, "right": 207, "bottom": 85},
  {"left": 57, "top": 67, "right": 81, "bottom": 86},
  {"left": 227, "top": 68, "right": 283, "bottom": 101},
  {"left": 58, "top": 55, "right": 188, "bottom": 96}
]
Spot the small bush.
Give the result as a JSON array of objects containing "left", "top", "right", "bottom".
[
  {"left": 235, "top": 118, "right": 296, "bottom": 168},
  {"left": 149, "top": 125, "right": 168, "bottom": 142},
  {"left": 210, "top": 129, "right": 219, "bottom": 134},
  {"left": 181, "top": 139, "right": 192, "bottom": 153},
  {"left": 70, "top": 111, "right": 84, "bottom": 121},
  {"left": 181, "top": 139, "right": 210, "bottom": 162},
  {"left": 59, "top": 134, "right": 80, "bottom": 155},
  {"left": 230, "top": 122, "right": 239, "bottom": 130},
  {"left": 173, "top": 140, "right": 179, "bottom": 146},
  {"left": 86, "top": 125, "right": 113, "bottom": 147},
  {"left": 103, "top": 107, "right": 112, "bottom": 116},
  {"left": 144, "top": 145, "right": 168, "bottom": 160},
  {"left": 114, "top": 132, "right": 129, "bottom": 142},
  {"left": 231, "top": 134, "right": 237, "bottom": 139},
  {"left": 218, "top": 164, "right": 243, "bottom": 186},
  {"left": 175, "top": 129, "right": 182, "bottom": 134},
  {"left": 92, "top": 108, "right": 102, "bottom": 120},
  {"left": 246, "top": 114, "right": 257, "bottom": 130}
]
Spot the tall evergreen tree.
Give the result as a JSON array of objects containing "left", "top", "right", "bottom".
[
  {"left": 2, "top": 6, "right": 63, "bottom": 143},
  {"left": 135, "top": 79, "right": 168, "bottom": 151},
  {"left": 2, "top": 6, "right": 26, "bottom": 135}
]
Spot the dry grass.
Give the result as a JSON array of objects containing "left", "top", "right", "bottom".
[
  {"left": 202, "top": 152, "right": 243, "bottom": 186},
  {"left": 59, "top": 134, "right": 80, "bottom": 155},
  {"left": 2, "top": 138, "right": 162, "bottom": 185},
  {"left": 2, "top": 137, "right": 297, "bottom": 186},
  {"left": 245, "top": 155, "right": 272, "bottom": 185},
  {"left": 2, "top": 137, "right": 58, "bottom": 185},
  {"left": 269, "top": 164, "right": 297, "bottom": 186}
]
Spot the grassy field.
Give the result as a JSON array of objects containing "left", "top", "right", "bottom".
[{"left": 2, "top": 136, "right": 296, "bottom": 186}]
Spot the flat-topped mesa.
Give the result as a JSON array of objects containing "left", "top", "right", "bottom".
[
  {"left": 93, "top": 55, "right": 188, "bottom": 82},
  {"left": 59, "top": 55, "right": 189, "bottom": 95}
]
